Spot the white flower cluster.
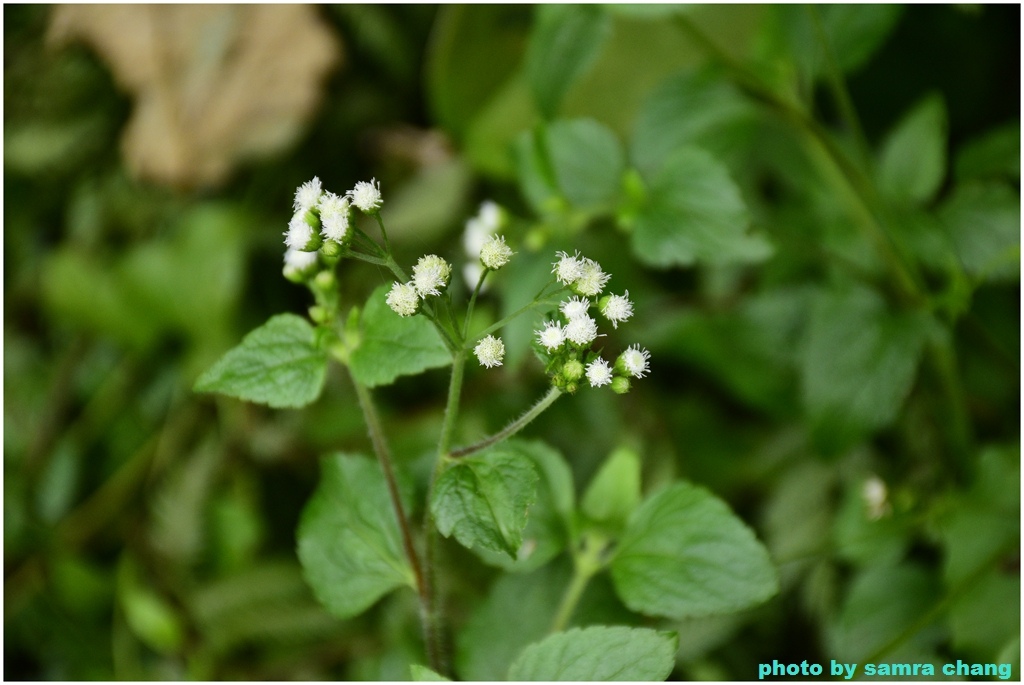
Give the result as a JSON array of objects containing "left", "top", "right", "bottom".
[
  {"left": 385, "top": 254, "right": 453, "bottom": 317},
  {"left": 536, "top": 252, "right": 649, "bottom": 393},
  {"left": 283, "top": 176, "right": 389, "bottom": 281},
  {"left": 474, "top": 334, "right": 505, "bottom": 368}
]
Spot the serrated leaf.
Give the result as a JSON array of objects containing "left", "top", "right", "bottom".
[
  {"left": 430, "top": 447, "right": 539, "bottom": 559},
  {"left": 801, "top": 287, "right": 934, "bottom": 454},
  {"left": 507, "top": 626, "right": 677, "bottom": 681},
  {"left": 349, "top": 284, "right": 451, "bottom": 387},
  {"left": 610, "top": 482, "right": 778, "bottom": 619},
  {"left": 410, "top": 665, "right": 450, "bottom": 681},
  {"left": 877, "top": 94, "right": 947, "bottom": 205},
  {"left": 939, "top": 182, "right": 1021, "bottom": 283},
  {"left": 473, "top": 440, "right": 574, "bottom": 572},
  {"left": 546, "top": 118, "right": 625, "bottom": 209},
  {"left": 296, "top": 454, "right": 414, "bottom": 620},
  {"left": 526, "top": 5, "right": 611, "bottom": 119},
  {"left": 581, "top": 446, "right": 641, "bottom": 534},
  {"left": 631, "top": 146, "right": 771, "bottom": 268},
  {"left": 194, "top": 313, "right": 328, "bottom": 408}
]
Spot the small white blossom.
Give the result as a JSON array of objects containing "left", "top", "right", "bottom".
[
  {"left": 285, "top": 213, "right": 315, "bottom": 250},
  {"left": 601, "top": 291, "right": 634, "bottom": 328},
  {"left": 480, "top": 235, "right": 514, "bottom": 270},
  {"left": 348, "top": 178, "right": 383, "bottom": 213},
  {"left": 318, "top": 192, "right": 351, "bottom": 243},
  {"left": 412, "top": 254, "right": 452, "bottom": 297},
  {"left": 293, "top": 177, "right": 322, "bottom": 214},
  {"left": 474, "top": 335, "right": 505, "bottom": 368},
  {"left": 862, "top": 475, "right": 890, "bottom": 520},
  {"left": 386, "top": 282, "right": 420, "bottom": 317},
  {"left": 564, "top": 315, "right": 599, "bottom": 346},
  {"left": 586, "top": 357, "right": 613, "bottom": 387},
  {"left": 536, "top": 321, "right": 565, "bottom": 352},
  {"left": 552, "top": 251, "right": 585, "bottom": 285},
  {"left": 283, "top": 248, "right": 318, "bottom": 278},
  {"left": 463, "top": 200, "right": 503, "bottom": 258},
  {"left": 574, "top": 258, "right": 610, "bottom": 297},
  {"left": 619, "top": 345, "right": 650, "bottom": 378},
  {"left": 560, "top": 296, "right": 591, "bottom": 321}
]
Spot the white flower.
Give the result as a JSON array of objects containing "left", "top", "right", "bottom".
[
  {"left": 563, "top": 315, "right": 599, "bottom": 346},
  {"left": 862, "top": 475, "right": 890, "bottom": 520},
  {"left": 463, "top": 200, "right": 504, "bottom": 258},
  {"left": 386, "top": 282, "right": 420, "bottom": 317},
  {"left": 348, "top": 178, "right": 383, "bottom": 213},
  {"left": 293, "top": 177, "right": 322, "bottom": 214},
  {"left": 601, "top": 291, "right": 633, "bottom": 328},
  {"left": 560, "top": 296, "right": 591, "bottom": 321},
  {"left": 535, "top": 321, "right": 565, "bottom": 351},
  {"left": 285, "top": 212, "right": 315, "bottom": 250},
  {"left": 474, "top": 335, "right": 505, "bottom": 368},
  {"left": 586, "top": 357, "right": 613, "bottom": 387},
  {"left": 480, "top": 235, "right": 514, "bottom": 270},
  {"left": 574, "top": 258, "right": 610, "bottom": 297},
  {"left": 283, "top": 248, "right": 318, "bottom": 278},
  {"left": 318, "top": 191, "right": 351, "bottom": 243},
  {"left": 412, "top": 254, "right": 452, "bottom": 297},
  {"left": 552, "top": 251, "right": 585, "bottom": 285},
  {"left": 618, "top": 345, "right": 650, "bottom": 378}
]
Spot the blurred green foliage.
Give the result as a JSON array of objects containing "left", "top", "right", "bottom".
[{"left": 4, "top": 4, "right": 1019, "bottom": 680}]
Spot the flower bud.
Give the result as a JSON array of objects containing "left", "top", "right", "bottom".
[
  {"left": 611, "top": 376, "right": 631, "bottom": 395},
  {"left": 561, "top": 359, "right": 584, "bottom": 382}
]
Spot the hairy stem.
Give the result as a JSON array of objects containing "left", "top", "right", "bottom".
[
  {"left": 350, "top": 377, "right": 436, "bottom": 669},
  {"left": 450, "top": 386, "right": 563, "bottom": 458}
]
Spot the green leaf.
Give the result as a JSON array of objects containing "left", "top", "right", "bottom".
[
  {"left": 827, "top": 562, "right": 942, "bottom": 663},
  {"left": 430, "top": 446, "right": 539, "bottom": 559},
  {"left": 581, "top": 446, "right": 641, "bottom": 534},
  {"left": 630, "top": 146, "right": 771, "bottom": 268},
  {"left": 507, "top": 626, "right": 677, "bottom": 681},
  {"left": 410, "top": 665, "right": 450, "bottom": 681},
  {"left": 939, "top": 182, "right": 1021, "bottom": 283},
  {"left": 473, "top": 440, "right": 574, "bottom": 572},
  {"left": 800, "top": 287, "right": 935, "bottom": 454},
  {"left": 425, "top": 5, "right": 533, "bottom": 137},
  {"left": 296, "top": 454, "right": 414, "bottom": 620},
  {"left": 456, "top": 564, "right": 569, "bottom": 680},
  {"left": 610, "top": 482, "right": 778, "bottom": 619},
  {"left": 631, "top": 67, "right": 755, "bottom": 176},
  {"left": 877, "top": 94, "right": 948, "bottom": 205},
  {"left": 955, "top": 120, "right": 1020, "bottom": 182},
  {"left": 546, "top": 118, "right": 626, "bottom": 210},
  {"left": 349, "top": 285, "right": 451, "bottom": 388},
  {"left": 526, "top": 5, "right": 611, "bottom": 119},
  {"left": 194, "top": 314, "right": 328, "bottom": 409}
]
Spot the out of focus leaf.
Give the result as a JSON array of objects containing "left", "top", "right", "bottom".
[
  {"left": 581, "top": 446, "right": 641, "bottom": 534},
  {"left": 456, "top": 564, "right": 569, "bottom": 680},
  {"left": 525, "top": 5, "right": 611, "bottom": 119},
  {"left": 194, "top": 314, "right": 328, "bottom": 409},
  {"left": 801, "top": 287, "right": 934, "bottom": 454},
  {"left": 877, "top": 94, "right": 947, "bottom": 205},
  {"left": 611, "top": 482, "right": 779, "bottom": 619},
  {"left": 954, "top": 121, "right": 1021, "bottom": 182},
  {"left": 827, "top": 562, "right": 942, "bottom": 663},
  {"left": 410, "top": 665, "right": 450, "bottom": 681},
  {"left": 118, "top": 559, "right": 185, "bottom": 655},
  {"left": 507, "top": 626, "right": 677, "bottom": 681},
  {"left": 545, "top": 118, "right": 625, "bottom": 210},
  {"left": 48, "top": 5, "right": 341, "bottom": 188},
  {"left": 431, "top": 446, "right": 538, "bottom": 559},
  {"left": 630, "top": 146, "right": 772, "bottom": 268},
  {"left": 296, "top": 454, "right": 414, "bottom": 620},
  {"left": 939, "top": 182, "right": 1021, "bottom": 283},
  {"left": 348, "top": 285, "right": 451, "bottom": 388}
]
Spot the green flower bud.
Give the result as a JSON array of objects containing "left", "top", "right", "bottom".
[{"left": 611, "top": 376, "right": 631, "bottom": 395}]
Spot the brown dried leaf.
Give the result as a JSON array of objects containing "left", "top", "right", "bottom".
[{"left": 48, "top": 5, "right": 342, "bottom": 189}]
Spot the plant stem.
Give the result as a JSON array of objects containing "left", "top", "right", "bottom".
[
  {"left": 463, "top": 267, "right": 490, "bottom": 339},
  {"left": 550, "top": 565, "right": 595, "bottom": 633},
  {"left": 439, "top": 352, "right": 467, "bottom": 457},
  {"left": 450, "top": 387, "right": 563, "bottom": 458},
  {"left": 350, "top": 376, "right": 436, "bottom": 668},
  {"left": 471, "top": 296, "right": 562, "bottom": 346},
  {"left": 374, "top": 212, "right": 392, "bottom": 254}
]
